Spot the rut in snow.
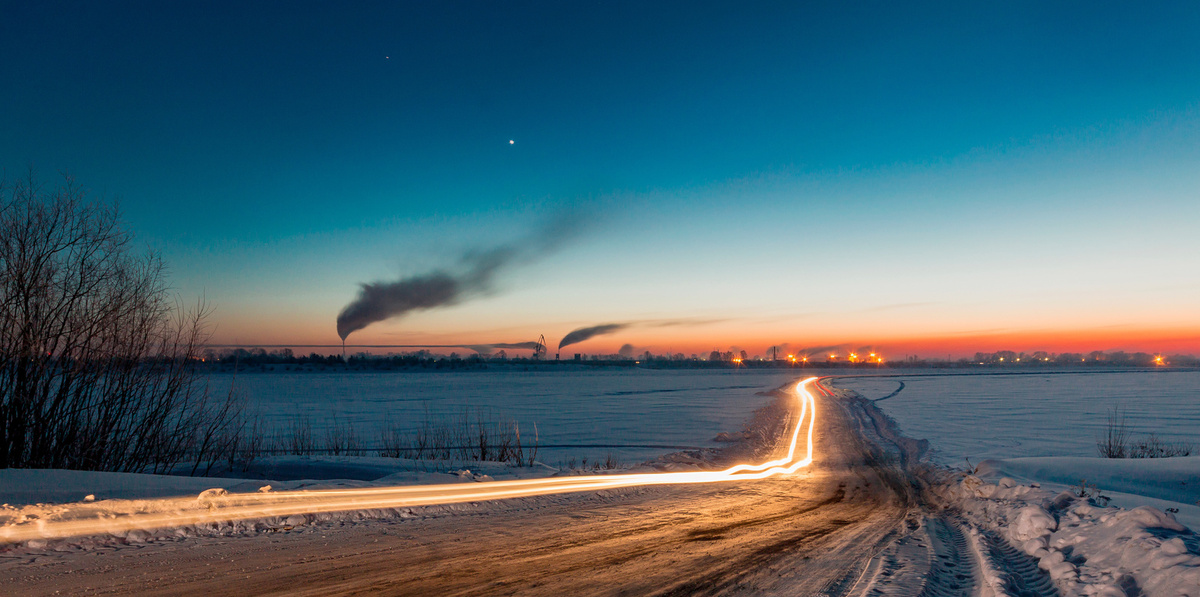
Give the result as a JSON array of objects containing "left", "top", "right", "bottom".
[
  {"left": 976, "top": 527, "right": 1060, "bottom": 597},
  {"left": 917, "top": 516, "right": 979, "bottom": 596}
]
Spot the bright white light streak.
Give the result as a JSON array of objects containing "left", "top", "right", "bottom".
[{"left": 1, "top": 378, "right": 822, "bottom": 543}]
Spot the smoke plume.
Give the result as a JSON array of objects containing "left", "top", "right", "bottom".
[
  {"left": 801, "top": 344, "right": 850, "bottom": 357},
  {"left": 463, "top": 341, "right": 543, "bottom": 355},
  {"left": 558, "top": 323, "right": 627, "bottom": 350},
  {"left": 337, "top": 215, "right": 582, "bottom": 340},
  {"left": 487, "top": 342, "right": 542, "bottom": 350},
  {"left": 554, "top": 318, "right": 720, "bottom": 352}
]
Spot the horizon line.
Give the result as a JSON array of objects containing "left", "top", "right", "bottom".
[{"left": 203, "top": 344, "right": 522, "bottom": 349}]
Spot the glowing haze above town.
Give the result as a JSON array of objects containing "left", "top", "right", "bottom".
[{"left": 4, "top": 2, "right": 1199, "bottom": 358}]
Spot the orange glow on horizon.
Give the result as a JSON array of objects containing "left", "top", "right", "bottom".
[{"left": 205, "top": 320, "right": 1200, "bottom": 360}]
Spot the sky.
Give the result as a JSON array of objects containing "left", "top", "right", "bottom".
[{"left": 3, "top": 1, "right": 1199, "bottom": 358}]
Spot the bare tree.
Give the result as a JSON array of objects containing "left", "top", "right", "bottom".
[
  {"left": 1096, "top": 406, "right": 1129, "bottom": 459},
  {"left": 0, "top": 172, "right": 242, "bottom": 473}
]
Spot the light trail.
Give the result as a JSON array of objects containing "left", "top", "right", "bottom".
[{"left": 0, "top": 378, "right": 821, "bottom": 544}]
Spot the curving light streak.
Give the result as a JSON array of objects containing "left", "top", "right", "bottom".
[{"left": 0, "top": 378, "right": 821, "bottom": 544}]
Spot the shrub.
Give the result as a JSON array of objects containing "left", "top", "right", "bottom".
[
  {"left": 0, "top": 173, "right": 243, "bottom": 472},
  {"left": 1097, "top": 405, "right": 1192, "bottom": 459},
  {"left": 375, "top": 406, "right": 539, "bottom": 466},
  {"left": 1096, "top": 407, "right": 1129, "bottom": 458}
]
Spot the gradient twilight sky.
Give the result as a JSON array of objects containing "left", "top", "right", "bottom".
[{"left": 4, "top": 1, "right": 1199, "bottom": 357}]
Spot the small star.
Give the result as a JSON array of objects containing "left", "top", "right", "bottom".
[{"left": 509, "top": 140, "right": 515, "bottom": 145}]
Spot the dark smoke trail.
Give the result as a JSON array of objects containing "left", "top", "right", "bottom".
[
  {"left": 488, "top": 342, "right": 542, "bottom": 350},
  {"left": 801, "top": 344, "right": 850, "bottom": 357},
  {"left": 336, "top": 247, "right": 509, "bottom": 340},
  {"left": 463, "top": 341, "right": 543, "bottom": 355},
  {"left": 336, "top": 215, "right": 583, "bottom": 340},
  {"left": 558, "top": 323, "right": 627, "bottom": 350}
]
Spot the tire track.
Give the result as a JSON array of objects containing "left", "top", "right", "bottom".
[
  {"left": 837, "top": 379, "right": 1061, "bottom": 597},
  {"left": 917, "top": 516, "right": 978, "bottom": 596},
  {"left": 977, "top": 527, "right": 1059, "bottom": 597}
]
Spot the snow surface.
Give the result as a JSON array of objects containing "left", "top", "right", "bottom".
[
  {"left": 832, "top": 370, "right": 1200, "bottom": 464},
  {"left": 841, "top": 370, "right": 1200, "bottom": 595},
  {"left": 0, "top": 458, "right": 557, "bottom": 507},
  {"left": 976, "top": 456, "right": 1200, "bottom": 531},
  {"left": 213, "top": 368, "right": 798, "bottom": 464},
  {"left": 2, "top": 369, "right": 798, "bottom": 512},
  {"left": 944, "top": 474, "right": 1200, "bottom": 596},
  {"left": 4, "top": 369, "right": 1199, "bottom": 596}
]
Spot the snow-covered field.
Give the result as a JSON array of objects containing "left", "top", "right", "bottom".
[
  {"left": 213, "top": 368, "right": 799, "bottom": 465},
  {"left": 830, "top": 370, "right": 1200, "bottom": 464}
]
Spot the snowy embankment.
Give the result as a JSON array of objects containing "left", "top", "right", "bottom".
[
  {"left": 944, "top": 471, "right": 1200, "bottom": 597},
  {"left": 0, "top": 459, "right": 579, "bottom": 550},
  {"left": 0, "top": 456, "right": 561, "bottom": 548},
  {"left": 0, "top": 456, "right": 558, "bottom": 506},
  {"left": 934, "top": 427, "right": 1200, "bottom": 595},
  {"left": 977, "top": 455, "right": 1200, "bottom": 530}
]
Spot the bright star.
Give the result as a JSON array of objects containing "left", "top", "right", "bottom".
[{"left": 509, "top": 140, "right": 514, "bottom": 145}]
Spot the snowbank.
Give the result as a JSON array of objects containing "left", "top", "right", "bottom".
[
  {"left": 976, "top": 455, "right": 1200, "bottom": 530},
  {"left": 0, "top": 469, "right": 264, "bottom": 506},
  {"left": 0, "top": 456, "right": 560, "bottom": 508},
  {"left": 947, "top": 474, "right": 1200, "bottom": 597}
]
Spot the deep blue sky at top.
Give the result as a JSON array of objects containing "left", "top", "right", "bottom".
[
  {"left": 6, "top": 1, "right": 1195, "bottom": 236},
  {"left": 3, "top": 1, "right": 1199, "bottom": 351}
]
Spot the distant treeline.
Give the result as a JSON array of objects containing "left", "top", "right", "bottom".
[
  {"left": 956, "top": 350, "right": 1196, "bottom": 367},
  {"left": 196, "top": 348, "right": 1199, "bottom": 371}
]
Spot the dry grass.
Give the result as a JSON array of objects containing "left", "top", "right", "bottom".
[{"left": 1097, "top": 406, "right": 1192, "bottom": 458}]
